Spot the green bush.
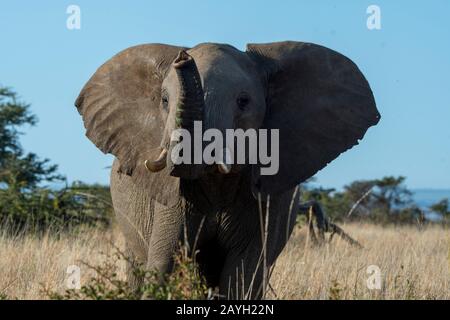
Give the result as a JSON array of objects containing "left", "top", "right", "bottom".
[{"left": 0, "top": 182, "right": 112, "bottom": 233}]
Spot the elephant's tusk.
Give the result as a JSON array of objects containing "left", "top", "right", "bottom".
[
  {"left": 217, "top": 163, "right": 232, "bottom": 174},
  {"left": 144, "top": 148, "right": 168, "bottom": 172},
  {"left": 217, "top": 147, "right": 232, "bottom": 174}
]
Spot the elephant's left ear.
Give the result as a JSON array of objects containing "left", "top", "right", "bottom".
[{"left": 247, "top": 41, "right": 380, "bottom": 196}]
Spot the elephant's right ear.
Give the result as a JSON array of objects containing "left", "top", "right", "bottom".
[{"left": 75, "top": 44, "right": 184, "bottom": 175}]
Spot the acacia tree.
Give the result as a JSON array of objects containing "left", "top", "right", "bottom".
[
  {"left": 302, "top": 176, "right": 420, "bottom": 223},
  {"left": 430, "top": 199, "right": 450, "bottom": 221}
]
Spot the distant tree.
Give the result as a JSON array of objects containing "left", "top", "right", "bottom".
[
  {"left": 343, "top": 176, "right": 414, "bottom": 220},
  {"left": 301, "top": 176, "right": 419, "bottom": 224},
  {"left": 373, "top": 176, "right": 413, "bottom": 212},
  {"left": 430, "top": 199, "right": 450, "bottom": 217},
  {"left": 0, "top": 86, "right": 111, "bottom": 232},
  {"left": 0, "top": 86, "right": 63, "bottom": 191}
]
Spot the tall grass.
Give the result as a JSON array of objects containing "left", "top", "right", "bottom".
[
  {"left": 0, "top": 225, "right": 123, "bottom": 299},
  {"left": 0, "top": 223, "right": 448, "bottom": 299},
  {"left": 269, "top": 223, "right": 449, "bottom": 299}
]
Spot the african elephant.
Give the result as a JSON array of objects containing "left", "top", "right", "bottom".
[{"left": 75, "top": 41, "right": 379, "bottom": 299}]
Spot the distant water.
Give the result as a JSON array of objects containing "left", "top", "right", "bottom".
[{"left": 412, "top": 189, "right": 450, "bottom": 208}]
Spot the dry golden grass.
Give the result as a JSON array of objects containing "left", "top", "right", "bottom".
[
  {"left": 269, "top": 223, "right": 449, "bottom": 299},
  {"left": 0, "top": 226, "right": 126, "bottom": 300},
  {"left": 0, "top": 223, "right": 448, "bottom": 299}
]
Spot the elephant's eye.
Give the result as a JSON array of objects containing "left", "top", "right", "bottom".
[
  {"left": 161, "top": 92, "right": 169, "bottom": 110},
  {"left": 236, "top": 92, "right": 250, "bottom": 110}
]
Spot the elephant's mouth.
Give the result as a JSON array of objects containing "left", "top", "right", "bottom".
[
  {"left": 145, "top": 145, "right": 234, "bottom": 178},
  {"left": 144, "top": 50, "right": 232, "bottom": 179}
]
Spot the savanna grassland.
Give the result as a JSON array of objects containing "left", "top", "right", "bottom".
[{"left": 1, "top": 223, "right": 448, "bottom": 300}]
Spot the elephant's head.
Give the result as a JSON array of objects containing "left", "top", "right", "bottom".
[
  {"left": 150, "top": 44, "right": 270, "bottom": 181},
  {"left": 75, "top": 42, "right": 379, "bottom": 203}
]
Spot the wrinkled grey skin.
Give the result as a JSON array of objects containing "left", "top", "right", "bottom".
[{"left": 75, "top": 41, "right": 380, "bottom": 299}]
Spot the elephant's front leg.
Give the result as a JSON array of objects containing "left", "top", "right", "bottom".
[
  {"left": 219, "top": 187, "right": 300, "bottom": 300},
  {"left": 219, "top": 239, "right": 265, "bottom": 299},
  {"left": 146, "top": 200, "right": 184, "bottom": 277}
]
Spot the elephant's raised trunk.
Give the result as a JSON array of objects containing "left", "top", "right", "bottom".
[
  {"left": 168, "top": 50, "right": 205, "bottom": 178},
  {"left": 173, "top": 50, "right": 205, "bottom": 130},
  {"left": 144, "top": 51, "right": 204, "bottom": 176}
]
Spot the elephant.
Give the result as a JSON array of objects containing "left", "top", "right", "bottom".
[{"left": 75, "top": 41, "right": 380, "bottom": 299}]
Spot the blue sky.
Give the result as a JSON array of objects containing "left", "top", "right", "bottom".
[{"left": 1, "top": 1, "right": 449, "bottom": 189}]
